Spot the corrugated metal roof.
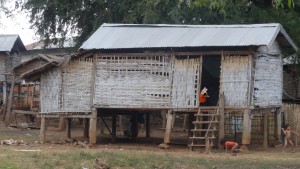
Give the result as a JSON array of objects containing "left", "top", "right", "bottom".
[
  {"left": 80, "top": 23, "right": 297, "bottom": 51},
  {"left": 0, "top": 34, "right": 26, "bottom": 52}
]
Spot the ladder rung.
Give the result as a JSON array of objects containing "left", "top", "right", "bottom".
[
  {"left": 193, "top": 121, "right": 219, "bottom": 124},
  {"left": 191, "top": 129, "right": 217, "bottom": 132},
  {"left": 189, "top": 136, "right": 216, "bottom": 139},
  {"left": 194, "top": 114, "right": 217, "bottom": 116},
  {"left": 188, "top": 144, "right": 215, "bottom": 147}
]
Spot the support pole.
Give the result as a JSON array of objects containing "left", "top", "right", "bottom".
[
  {"left": 89, "top": 108, "right": 97, "bottom": 144},
  {"left": 83, "top": 118, "right": 89, "bottom": 138},
  {"left": 274, "top": 108, "right": 281, "bottom": 144},
  {"left": 242, "top": 109, "right": 252, "bottom": 145},
  {"left": 112, "top": 114, "right": 117, "bottom": 143},
  {"left": 5, "top": 75, "right": 15, "bottom": 126},
  {"left": 146, "top": 113, "right": 150, "bottom": 139},
  {"left": 164, "top": 110, "right": 173, "bottom": 144},
  {"left": 218, "top": 93, "right": 225, "bottom": 150},
  {"left": 39, "top": 117, "right": 46, "bottom": 143},
  {"left": 66, "top": 118, "right": 71, "bottom": 139},
  {"left": 263, "top": 110, "right": 269, "bottom": 149},
  {"left": 188, "top": 112, "right": 195, "bottom": 138},
  {"left": 161, "top": 110, "right": 167, "bottom": 129}
]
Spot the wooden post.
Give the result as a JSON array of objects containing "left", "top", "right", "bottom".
[
  {"left": 183, "top": 114, "right": 187, "bottom": 131},
  {"left": 263, "top": 110, "right": 269, "bottom": 149},
  {"left": 188, "top": 112, "right": 196, "bottom": 138},
  {"left": 164, "top": 110, "right": 173, "bottom": 144},
  {"left": 58, "top": 117, "right": 65, "bottom": 131},
  {"left": 112, "top": 114, "right": 117, "bottom": 143},
  {"left": 161, "top": 110, "right": 167, "bottom": 129},
  {"left": 5, "top": 75, "right": 15, "bottom": 126},
  {"left": 274, "top": 109, "right": 281, "bottom": 144},
  {"left": 89, "top": 108, "right": 97, "bottom": 144},
  {"left": 119, "top": 115, "right": 123, "bottom": 131},
  {"left": 83, "top": 118, "right": 89, "bottom": 138},
  {"left": 66, "top": 118, "right": 71, "bottom": 139},
  {"left": 39, "top": 117, "right": 46, "bottom": 143},
  {"left": 146, "top": 113, "right": 150, "bottom": 139},
  {"left": 2, "top": 82, "right": 7, "bottom": 105},
  {"left": 218, "top": 93, "right": 225, "bottom": 150},
  {"left": 205, "top": 136, "right": 210, "bottom": 154},
  {"left": 242, "top": 109, "right": 252, "bottom": 145}
]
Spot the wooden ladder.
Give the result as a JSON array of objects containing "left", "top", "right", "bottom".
[{"left": 188, "top": 106, "right": 219, "bottom": 152}]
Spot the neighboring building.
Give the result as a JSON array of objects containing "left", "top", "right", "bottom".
[
  {"left": 0, "top": 34, "right": 26, "bottom": 104},
  {"left": 14, "top": 23, "right": 297, "bottom": 148}
]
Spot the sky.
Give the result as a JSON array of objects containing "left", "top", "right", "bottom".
[{"left": 0, "top": 1, "right": 36, "bottom": 45}]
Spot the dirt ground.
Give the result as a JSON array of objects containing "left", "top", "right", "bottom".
[{"left": 0, "top": 113, "right": 299, "bottom": 155}]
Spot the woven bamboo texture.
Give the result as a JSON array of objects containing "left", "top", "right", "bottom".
[
  {"left": 62, "top": 59, "right": 93, "bottom": 111},
  {"left": 6, "top": 53, "right": 21, "bottom": 82},
  {"left": 253, "top": 54, "right": 282, "bottom": 107},
  {"left": 220, "top": 55, "right": 250, "bottom": 107},
  {"left": 171, "top": 57, "right": 200, "bottom": 108},
  {"left": 93, "top": 55, "right": 172, "bottom": 108},
  {"left": 40, "top": 67, "right": 62, "bottom": 112},
  {"left": 0, "top": 54, "right": 6, "bottom": 82}
]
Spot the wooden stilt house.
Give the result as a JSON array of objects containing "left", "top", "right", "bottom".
[
  {"left": 14, "top": 23, "right": 297, "bottom": 149},
  {"left": 0, "top": 35, "right": 26, "bottom": 125}
]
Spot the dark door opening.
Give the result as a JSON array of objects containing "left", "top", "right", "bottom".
[{"left": 200, "top": 55, "right": 221, "bottom": 106}]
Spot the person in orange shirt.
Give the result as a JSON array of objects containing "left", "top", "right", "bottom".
[
  {"left": 221, "top": 139, "right": 239, "bottom": 153},
  {"left": 200, "top": 87, "right": 209, "bottom": 103}
]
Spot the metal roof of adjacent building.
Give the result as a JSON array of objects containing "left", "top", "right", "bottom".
[
  {"left": 0, "top": 34, "right": 27, "bottom": 52},
  {"left": 80, "top": 23, "right": 297, "bottom": 51}
]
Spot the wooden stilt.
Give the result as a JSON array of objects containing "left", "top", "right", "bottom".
[
  {"left": 66, "top": 118, "right": 71, "bottom": 139},
  {"left": 183, "top": 114, "right": 187, "bottom": 131},
  {"left": 40, "top": 117, "right": 46, "bottom": 144},
  {"left": 188, "top": 112, "right": 195, "bottom": 137},
  {"left": 112, "top": 115, "right": 117, "bottom": 143},
  {"left": 119, "top": 115, "right": 123, "bottom": 132},
  {"left": 242, "top": 109, "right": 252, "bottom": 145},
  {"left": 274, "top": 108, "right": 281, "bottom": 144},
  {"left": 146, "top": 113, "right": 150, "bottom": 139},
  {"left": 164, "top": 110, "right": 173, "bottom": 144},
  {"left": 83, "top": 118, "right": 89, "bottom": 138},
  {"left": 218, "top": 93, "right": 225, "bottom": 150},
  {"left": 263, "top": 110, "right": 269, "bottom": 149},
  {"left": 89, "top": 108, "right": 97, "bottom": 144},
  {"left": 205, "top": 136, "right": 210, "bottom": 154},
  {"left": 5, "top": 75, "right": 15, "bottom": 126},
  {"left": 161, "top": 110, "right": 167, "bottom": 129}
]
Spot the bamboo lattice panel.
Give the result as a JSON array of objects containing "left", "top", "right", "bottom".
[
  {"left": 221, "top": 55, "right": 250, "bottom": 107},
  {"left": 171, "top": 57, "right": 200, "bottom": 108},
  {"left": 93, "top": 55, "right": 172, "bottom": 108},
  {"left": 40, "top": 67, "right": 62, "bottom": 112},
  {"left": 253, "top": 55, "right": 282, "bottom": 107},
  {"left": 0, "top": 54, "right": 5, "bottom": 82},
  {"left": 62, "top": 59, "right": 93, "bottom": 111}
]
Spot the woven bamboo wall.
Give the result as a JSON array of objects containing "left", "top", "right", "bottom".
[
  {"left": 40, "top": 67, "right": 62, "bottom": 112},
  {"left": 220, "top": 55, "right": 250, "bottom": 107},
  {"left": 0, "top": 54, "right": 6, "bottom": 82},
  {"left": 62, "top": 59, "right": 93, "bottom": 111},
  {"left": 171, "top": 57, "right": 201, "bottom": 108},
  {"left": 6, "top": 53, "right": 21, "bottom": 82},
  {"left": 93, "top": 54, "right": 172, "bottom": 108},
  {"left": 253, "top": 55, "right": 282, "bottom": 107},
  {"left": 282, "top": 68, "right": 300, "bottom": 99}
]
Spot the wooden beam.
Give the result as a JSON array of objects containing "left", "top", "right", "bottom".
[
  {"left": 218, "top": 93, "right": 225, "bottom": 150},
  {"left": 188, "top": 112, "right": 195, "bottom": 137},
  {"left": 112, "top": 115, "right": 117, "bottom": 143},
  {"left": 146, "top": 113, "right": 150, "bottom": 139},
  {"left": 263, "top": 110, "right": 269, "bottom": 149},
  {"left": 66, "top": 118, "right": 71, "bottom": 139},
  {"left": 5, "top": 75, "right": 15, "bottom": 126},
  {"left": 39, "top": 117, "right": 46, "bottom": 144},
  {"left": 164, "top": 110, "right": 173, "bottom": 144},
  {"left": 83, "top": 118, "right": 89, "bottom": 138},
  {"left": 242, "top": 109, "right": 252, "bottom": 145},
  {"left": 89, "top": 108, "right": 97, "bottom": 144}
]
